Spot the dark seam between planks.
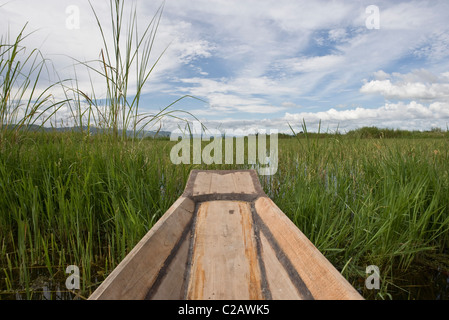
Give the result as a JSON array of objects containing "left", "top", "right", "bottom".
[
  {"left": 252, "top": 210, "right": 315, "bottom": 300},
  {"left": 188, "top": 193, "right": 261, "bottom": 203},
  {"left": 248, "top": 170, "right": 266, "bottom": 196},
  {"left": 180, "top": 201, "right": 201, "bottom": 299},
  {"left": 144, "top": 213, "right": 195, "bottom": 300},
  {"left": 182, "top": 169, "right": 199, "bottom": 198},
  {"left": 250, "top": 202, "right": 272, "bottom": 300}
]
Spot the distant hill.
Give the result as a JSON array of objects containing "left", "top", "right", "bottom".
[{"left": 12, "top": 124, "right": 171, "bottom": 138}]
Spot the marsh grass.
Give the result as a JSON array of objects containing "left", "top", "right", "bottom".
[
  {"left": 273, "top": 136, "right": 449, "bottom": 299},
  {"left": 1, "top": 132, "right": 449, "bottom": 299},
  {"left": 67, "top": 0, "right": 201, "bottom": 141},
  {"left": 0, "top": 24, "right": 67, "bottom": 147},
  {"left": 1, "top": 0, "right": 449, "bottom": 300},
  {"left": 0, "top": 0, "right": 200, "bottom": 299},
  {"left": 0, "top": 133, "right": 191, "bottom": 298}
]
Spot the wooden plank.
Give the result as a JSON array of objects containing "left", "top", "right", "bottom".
[
  {"left": 88, "top": 197, "right": 195, "bottom": 300},
  {"left": 89, "top": 170, "right": 363, "bottom": 300},
  {"left": 192, "top": 172, "right": 212, "bottom": 196},
  {"left": 231, "top": 171, "right": 257, "bottom": 194},
  {"left": 258, "top": 231, "right": 305, "bottom": 300},
  {"left": 149, "top": 229, "right": 191, "bottom": 300},
  {"left": 185, "top": 201, "right": 263, "bottom": 300},
  {"left": 254, "top": 196, "right": 363, "bottom": 300},
  {"left": 192, "top": 171, "right": 257, "bottom": 196}
]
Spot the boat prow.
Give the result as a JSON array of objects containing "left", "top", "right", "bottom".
[{"left": 89, "top": 170, "right": 363, "bottom": 300}]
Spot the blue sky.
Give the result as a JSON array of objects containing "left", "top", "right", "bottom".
[{"left": 2, "top": 0, "right": 449, "bottom": 133}]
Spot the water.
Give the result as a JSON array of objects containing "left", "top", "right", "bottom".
[
  {"left": 2, "top": 265, "right": 447, "bottom": 300},
  {"left": 0, "top": 266, "right": 88, "bottom": 300},
  {"left": 391, "top": 268, "right": 449, "bottom": 300}
]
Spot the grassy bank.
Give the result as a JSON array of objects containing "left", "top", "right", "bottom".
[{"left": 1, "top": 131, "right": 449, "bottom": 299}]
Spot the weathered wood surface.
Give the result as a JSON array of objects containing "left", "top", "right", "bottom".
[{"left": 89, "top": 170, "right": 363, "bottom": 300}]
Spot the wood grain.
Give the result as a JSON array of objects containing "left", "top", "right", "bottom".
[
  {"left": 255, "top": 196, "right": 363, "bottom": 300},
  {"left": 192, "top": 171, "right": 257, "bottom": 196},
  {"left": 88, "top": 197, "right": 194, "bottom": 300},
  {"left": 186, "top": 201, "right": 263, "bottom": 300}
]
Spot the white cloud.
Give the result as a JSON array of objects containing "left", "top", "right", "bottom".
[
  {"left": 159, "top": 100, "right": 449, "bottom": 134},
  {"left": 159, "top": 21, "right": 216, "bottom": 65},
  {"left": 284, "top": 55, "right": 346, "bottom": 73},
  {"left": 378, "top": 1, "right": 437, "bottom": 30},
  {"left": 328, "top": 28, "right": 348, "bottom": 42},
  {"left": 373, "top": 70, "right": 390, "bottom": 81},
  {"left": 173, "top": 77, "right": 296, "bottom": 114},
  {"left": 361, "top": 70, "right": 449, "bottom": 100},
  {"left": 3, "top": 1, "right": 449, "bottom": 132},
  {"left": 281, "top": 102, "right": 301, "bottom": 109},
  {"left": 284, "top": 101, "right": 449, "bottom": 131},
  {"left": 207, "top": 93, "right": 276, "bottom": 114}
]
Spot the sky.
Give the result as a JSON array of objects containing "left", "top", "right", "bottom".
[{"left": 1, "top": 0, "right": 449, "bottom": 133}]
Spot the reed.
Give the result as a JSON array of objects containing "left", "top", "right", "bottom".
[
  {"left": 1, "top": 131, "right": 449, "bottom": 299},
  {"left": 0, "top": 0, "right": 198, "bottom": 299},
  {"left": 273, "top": 135, "right": 449, "bottom": 299},
  {"left": 66, "top": 0, "right": 200, "bottom": 141},
  {"left": 0, "top": 24, "right": 67, "bottom": 147}
]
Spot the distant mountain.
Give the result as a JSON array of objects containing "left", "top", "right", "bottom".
[{"left": 13, "top": 124, "right": 171, "bottom": 138}]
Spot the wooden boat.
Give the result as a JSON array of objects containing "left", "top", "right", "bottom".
[{"left": 89, "top": 170, "right": 363, "bottom": 300}]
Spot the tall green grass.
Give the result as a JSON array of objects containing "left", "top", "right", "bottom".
[
  {"left": 0, "top": 24, "right": 67, "bottom": 146},
  {"left": 0, "top": 133, "right": 181, "bottom": 297},
  {"left": 66, "top": 0, "right": 199, "bottom": 141},
  {"left": 272, "top": 136, "right": 449, "bottom": 299},
  {"left": 1, "top": 132, "right": 449, "bottom": 299},
  {"left": 0, "top": 0, "right": 199, "bottom": 299}
]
